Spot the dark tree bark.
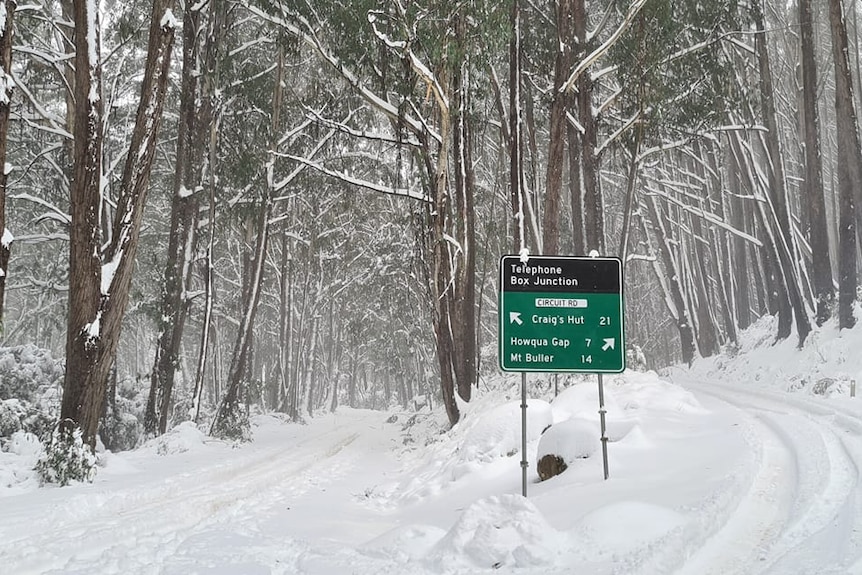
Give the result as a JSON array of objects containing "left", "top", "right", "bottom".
[
  {"left": 0, "top": 1, "right": 15, "bottom": 324},
  {"left": 509, "top": 0, "right": 526, "bottom": 253},
  {"left": 574, "top": 0, "right": 603, "bottom": 253},
  {"left": 145, "top": 0, "right": 209, "bottom": 436},
  {"left": 828, "top": 0, "right": 860, "bottom": 329},
  {"left": 62, "top": 0, "right": 177, "bottom": 447},
  {"left": 61, "top": 0, "right": 106, "bottom": 447},
  {"left": 568, "top": 114, "right": 584, "bottom": 255},
  {"left": 543, "top": 0, "right": 574, "bottom": 255},
  {"left": 799, "top": 0, "right": 834, "bottom": 326},
  {"left": 451, "top": 12, "right": 476, "bottom": 403}
]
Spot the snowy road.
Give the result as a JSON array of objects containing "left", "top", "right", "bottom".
[
  {"left": 5, "top": 374, "right": 862, "bottom": 574},
  {"left": 676, "top": 380, "right": 862, "bottom": 575},
  {"left": 1, "top": 412, "right": 385, "bottom": 574}
]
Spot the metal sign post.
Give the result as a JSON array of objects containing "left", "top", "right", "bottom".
[
  {"left": 499, "top": 255, "right": 625, "bottom": 488},
  {"left": 598, "top": 373, "right": 609, "bottom": 480},
  {"left": 521, "top": 372, "right": 528, "bottom": 497}
]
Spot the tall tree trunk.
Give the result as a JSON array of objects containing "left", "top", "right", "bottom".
[
  {"left": 568, "top": 113, "right": 584, "bottom": 254},
  {"left": 0, "top": 1, "right": 14, "bottom": 324},
  {"left": 62, "top": 0, "right": 176, "bottom": 447},
  {"left": 641, "top": 200, "right": 696, "bottom": 364},
  {"left": 145, "top": 0, "right": 210, "bottom": 435},
  {"left": 829, "top": 0, "right": 860, "bottom": 329},
  {"left": 799, "top": 0, "right": 835, "bottom": 326},
  {"left": 574, "top": 0, "right": 604, "bottom": 253},
  {"left": 752, "top": 0, "right": 811, "bottom": 345},
  {"left": 509, "top": 0, "right": 526, "bottom": 253},
  {"left": 726, "top": 135, "right": 752, "bottom": 331},
  {"left": 189, "top": 128, "right": 217, "bottom": 424},
  {"left": 61, "top": 0, "right": 105, "bottom": 445},
  {"left": 210, "top": 45, "right": 281, "bottom": 437},
  {"left": 451, "top": 10, "right": 476, "bottom": 404},
  {"left": 543, "top": 0, "right": 574, "bottom": 255}
]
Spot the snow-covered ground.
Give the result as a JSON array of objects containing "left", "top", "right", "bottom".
[{"left": 3, "top": 312, "right": 862, "bottom": 574}]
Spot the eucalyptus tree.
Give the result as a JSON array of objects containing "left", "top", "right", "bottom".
[
  {"left": 598, "top": 0, "right": 743, "bottom": 360},
  {"left": 60, "top": 0, "right": 177, "bottom": 448},
  {"left": 246, "top": 0, "right": 508, "bottom": 426},
  {"left": 145, "top": 0, "right": 227, "bottom": 436}
]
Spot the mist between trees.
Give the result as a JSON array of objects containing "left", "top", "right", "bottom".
[{"left": 0, "top": 0, "right": 859, "bottom": 449}]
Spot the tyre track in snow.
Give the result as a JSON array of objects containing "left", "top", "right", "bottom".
[
  {"left": 0, "top": 423, "right": 362, "bottom": 574},
  {"left": 677, "top": 381, "right": 862, "bottom": 575}
]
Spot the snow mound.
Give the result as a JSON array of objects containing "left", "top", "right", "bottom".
[
  {"left": 537, "top": 418, "right": 598, "bottom": 462},
  {"left": 363, "top": 524, "right": 447, "bottom": 561},
  {"left": 573, "top": 500, "right": 686, "bottom": 556},
  {"left": 615, "top": 370, "right": 708, "bottom": 414},
  {"left": 549, "top": 382, "right": 622, "bottom": 423},
  {"left": 425, "top": 494, "right": 569, "bottom": 570},
  {"left": 458, "top": 399, "right": 552, "bottom": 463},
  {"left": 0, "top": 431, "right": 41, "bottom": 493},
  {"left": 154, "top": 421, "right": 208, "bottom": 455}
]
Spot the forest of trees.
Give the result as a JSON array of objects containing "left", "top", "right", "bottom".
[{"left": 1, "top": 0, "right": 861, "bottom": 458}]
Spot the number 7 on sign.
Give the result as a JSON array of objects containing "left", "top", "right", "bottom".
[{"left": 585, "top": 338, "right": 591, "bottom": 347}]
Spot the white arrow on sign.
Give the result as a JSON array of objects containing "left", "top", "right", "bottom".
[
  {"left": 602, "top": 338, "right": 615, "bottom": 351},
  {"left": 510, "top": 312, "right": 523, "bottom": 325}
]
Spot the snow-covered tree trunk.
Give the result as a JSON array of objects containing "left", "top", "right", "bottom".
[
  {"left": 574, "top": 0, "right": 604, "bottom": 254},
  {"left": 451, "top": 10, "right": 476, "bottom": 405},
  {"left": 752, "top": 0, "right": 811, "bottom": 346},
  {"left": 508, "top": 0, "right": 526, "bottom": 254},
  {"left": 61, "top": 0, "right": 107, "bottom": 446},
  {"left": 799, "top": 0, "right": 834, "bottom": 327},
  {"left": 0, "top": 0, "right": 15, "bottom": 325},
  {"left": 828, "top": 0, "right": 860, "bottom": 330},
  {"left": 543, "top": 0, "right": 574, "bottom": 256},
  {"left": 61, "top": 0, "right": 177, "bottom": 447},
  {"left": 726, "top": 138, "right": 752, "bottom": 330},
  {"left": 145, "top": 0, "right": 210, "bottom": 436},
  {"left": 210, "top": 46, "right": 282, "bottom": 438},
  {"left": 644, "top": 193, "right": 697, "bottom": 365}
]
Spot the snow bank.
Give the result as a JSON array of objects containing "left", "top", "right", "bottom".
[
  {"left": 424, "top": 494, "right": 569, "bottom": 570},
  {"left": 680, "top": 309, "right": 862, "bottom": 397},
  {"left": 458, "top": 399, "right": 552, "bottom": 463},
  {"left": 0, "top": 431, "right": 41, "bottom": 493},
  {"left": 144, "top": 421, "right": 209, "bottom": 456}
]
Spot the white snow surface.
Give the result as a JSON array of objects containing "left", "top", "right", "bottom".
[{"left": 4, "top": 310, "right": 862, "bottom": 573}]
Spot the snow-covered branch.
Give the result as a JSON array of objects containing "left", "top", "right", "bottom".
[
  {"left": 284, "top": 154, "right": 430, "bottom": 203},
  {"left": 243, "top": 2, "right": 439, "bottom": 144},
  {"left": 562, "top": 0, "right": 649, "bottom": 94}
]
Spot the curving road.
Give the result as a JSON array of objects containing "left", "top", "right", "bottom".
[{"left": 676, "top": 380, "right": 862, "bottom": 575}]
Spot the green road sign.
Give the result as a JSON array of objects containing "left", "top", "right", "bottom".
[{"left": 499, "top": 255, "right": 625, "bottom": 373}]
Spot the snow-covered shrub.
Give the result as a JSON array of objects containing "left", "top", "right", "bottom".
[
  {"left": 210, "top": 407, "right": 251, "bottom": 442},
  {"left": 0, "top": 346, "right": 63, "bottom": 441},
  {"left": 1, "top": 397, "right": 56, "bottom": 441},
  {"left": 99, "top": 410, "right": 140, "bottom": 452},
  {"left": 35, "top": 420, "right": 97, "bottom": 486},
  {"left": 0, "top": 345, "right": 64, "bottom": 402},
  {"left": 0, "top": 399, "right": 22, "bottom": 436}
]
